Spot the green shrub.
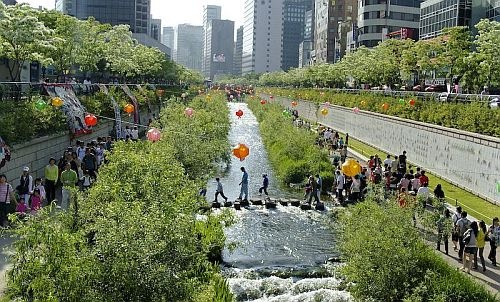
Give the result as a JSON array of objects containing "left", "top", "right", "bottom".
[
  {"left": 337, "top": 194, "right": 497, "bottom": 302},
  {"left": 266, "top": 88, "right": 500, "bottom": 138}
]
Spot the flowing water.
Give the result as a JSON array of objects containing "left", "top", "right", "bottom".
[{"left": 206, "top": 103, "right": 351, "bottom": 301}]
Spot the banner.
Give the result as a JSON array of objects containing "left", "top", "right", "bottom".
[
  {"left": 45, "top": 84, "right": 90, "bottom": 136},
  {"left": 99, "top": 84, "right": 123, "bottom": 139},
  {"left": 121, "top": 85, "right": 140, "bottom": 124}
]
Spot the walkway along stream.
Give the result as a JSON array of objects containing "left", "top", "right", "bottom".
[{"left": 206, "top": 102, "right": 351, "bottom": 301}]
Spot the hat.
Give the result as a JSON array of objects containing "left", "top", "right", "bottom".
[{"left": 23, "top": 166, "right": 29, "bottom": 172}]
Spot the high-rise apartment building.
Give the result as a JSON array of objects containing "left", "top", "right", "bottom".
[
  {"left": 313, "top": 0, "right": 357, "bottom": 64},
  {"left": 299, "top": 9, "right": 315, "bottom": 67},
  {"left": 55, "top": 0, "right": 151, "bottom": 34},
  {"left": 150, "top": 18, "right": 162, "bottom": 41},
  {"left": 357, "top": 0, "right": 421, "bottom": 47},
  {"left": 162, "top": 26, "right": 175, "bottom": 49},
  {"left": 203, "top": 19, "right": 235, "bottom": 79},
  {"left": 175, "top": 24, "right": 204, "bottom": 72},
  {"left": 234, "top": 26, "right": 244, "bottom": 76},
  {"left": 242, "top": 0, "right": 284, "bottom": 74},
  {"left": 202, "top": 5, "right": 222, "bottom": 76},
  {"left": 282, "top": 0, "right": 314, "bottom": 70}
]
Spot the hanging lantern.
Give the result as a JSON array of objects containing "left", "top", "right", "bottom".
[
  {"left": 34, "top": 99, "right": 48, "bottom": 110},
  {"left": 409, "top": 99, "right": 416, "bottom": 106},
  {"left": 321, "top": 108, "right": 329, "bottom": 116},
  {"left": 185, "top": 107, "right": 194, "bottom": 118},
  {"left": 324, "top": 102, "right": 331, "bottom": 107},
  {"left": 399, "top": 98, "right": 406, "bottom": 104},
  {"left": 291, "top": 101, "right": 298, "bottom": 107},
  {"left": 341, "top": 159, "right": 362, "bottom": 177},
  {"left": 282, "top": 110, "right": 291, "bottom": 117},
  {"left": 124, "top": 104, "right": 135, "bottom": 114},
  {"left": 84, "top": 114, "right": 98, "bottom": 127},
  {"left": 147, "top": 128, "right": 162, "bottom": 142},
  {"left": 269, "top": 96, "right": 274, "bottom": 99},
  {"left": 360, "top": 100, "right": 367, "bottom": 106},
  {"left": 382, "top": 103, "right": 390, "bottom": 111},
  {"left": 236, "top": 109, "right": 244, "bottom": 118},
  {"left": 232, "top": 143, "right": 250, "bottom": 161},
  {"left": 260, "top": 99, "right": 266, "bottom": 105},
  {"left": 353, "top": 107, "right": 360, "bottom": 114},
  {"left": 51, "top": 97, "right": 63, "bottom": 107},
  {"left": 156, "top": 89, "right": 165, "bottom": 97}
]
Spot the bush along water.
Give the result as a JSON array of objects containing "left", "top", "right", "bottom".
[
  {"left": 248, "top": 97, "right": 335, "bottom": 190},
  {"left": 5, "top": 94, "right": 234, "bottom": 302},
  {"left": 265, "top": 88, "right": 500, "bottom": 138},
  {"left": 337, "top": 191, "right": 498, "bottom": 302}
]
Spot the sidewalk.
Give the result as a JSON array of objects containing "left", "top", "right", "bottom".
[{"left": 348, "top": 147, "right": 500, "bottom": 294}]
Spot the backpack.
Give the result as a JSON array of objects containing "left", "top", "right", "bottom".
[
  {"left": 458, "top": 218, "right": 470, "bottom": 236},
  {"left": 462, "top": 230, "right": 471, "bottom": 245}
]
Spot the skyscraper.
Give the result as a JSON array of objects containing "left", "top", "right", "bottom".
[
  {"left": 150, "top": 18, "right": 162, "bottom": 41},
  {"left": 299, "top": 9, "right": 315, "bottom": 67},
  {"left": 234, "top": 26, "right": 244, "bottom": 76},
  {"left": 282, "top": 0, "right": 314, "bottom": 71},
  {"left": 175, "top": 24, "right": 204, "bottom": 72},
  {"left": 162, "top": 26, "right": 175, "bottom": 50},
  {"left": 202, "top": 5, "right": 222, "bottom": 77},
  {"left": 242, "top": 0, "right": 284, "bottom": 74},
  {"left": 203, "top": 19, "right": 235, "bottom": 79},
  {"left": 55, "top": 0, "right": 151, "bottom": 34}
]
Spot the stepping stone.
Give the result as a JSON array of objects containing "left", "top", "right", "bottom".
[
  {"left": 212, "top": 202, "right": 221, "bottom": 209},
  {"left": 315, "top": 203, "right": 325, "bottom": 211},
  {"left": 224, "top": 201, "right": 233, "bottom": 207},
  {"left": 300, "top": 203, "right": 312, "bottom": 211},
  {"left": 240, "top": 199, "right": 250, "bottom": 207},
  {"left": 234, "top": 202, "right": 241, "bottom": 210},
  {"left": 290, "top": 199, "right": 300, "bottom": 207},
  {"left": 251, "top": 199, "right": 263, "bottom": 206},
  {"left": 265, "top": 201, "right": 277, "bottom": 209},
  {"left": 279, "top": 199, "right": 288, "bottom": 206}
]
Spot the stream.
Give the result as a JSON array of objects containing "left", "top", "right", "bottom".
[{"left": 205, "top": 103, "right": 352, "bottom": 301}]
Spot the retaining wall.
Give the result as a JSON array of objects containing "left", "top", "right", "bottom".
[
  {"left": 2, "top": 108, "right": 159, "bottom": 187},
  {"left": 270, "top": 95, "right": 500, "bottom": 205}
]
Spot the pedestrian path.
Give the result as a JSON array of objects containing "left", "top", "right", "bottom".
[{"left": 348, "top": 147, "right": 500, "bottom": 294}]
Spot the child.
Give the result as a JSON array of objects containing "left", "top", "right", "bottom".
[
  {"left": 30, "top": 188, "right": 42, "bottom": 213},
  {"left": 34, "top": 178, "right": 46, "bottom": 204},
  {"left": 16, "top": 198, "right": 29, "bottom": 218},
  {"left": 82, "top": 170, "right": 92, "bottom": 191}
]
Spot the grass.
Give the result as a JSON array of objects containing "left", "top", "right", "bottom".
[{"left": 345, "top": 135, "right": 500, "bottom": 223}]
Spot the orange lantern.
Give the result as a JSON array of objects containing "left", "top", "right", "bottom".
[
  {"left": 409, "top": 99, "right": 416, "bottom": 106},
  {"left": 51, "top": 97, "right": 63, "bottom": 107},
  {"left": 342, "top": 159, "right": 362, "bottom": 177},
  {"left": 124, "top": 104, "right": 135, "bottom": 114},
  {"left": 260, "top": 99, "right": 266, "bottom": 105},
  {"left": 382, "top": 103, "right": 390, "bottom": 110},
  {"left": 321, "top": 108, "right": 329, "bottom": 116},
  {"left": 84, "top": 114, "right": 98, "bottom": 127},
  {"left": 232, "top": 143, "right": 250, "bottom": 161},
  {"left": 291, "top": 101, "right": 298, "bottom": 107},
  {"left": 147, "top": 128, "right": 162, "bottom": 142}
]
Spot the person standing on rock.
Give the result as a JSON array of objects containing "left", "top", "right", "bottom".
[
  {"left": 238, "top": 167, "right": 249, "bottom": 201},
  {"left": 259, "top": 174, "right": 269, "bottom": 197},
  {"left": 214, "top": 178, "right": 228, "bottom": 203}
]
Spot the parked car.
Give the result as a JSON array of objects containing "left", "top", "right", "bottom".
[{"left": 425, "top": 85, "right": 447, "bottom": 92}]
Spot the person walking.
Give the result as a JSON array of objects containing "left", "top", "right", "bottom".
[
  {"left": 0, "top": 174, "right": 16, "bottom": 227},
  {"left": 433, "top": 184, "right": 445, "bottom": 202},
  {"left": 436, "top": 209, "right": 451, "bottom": 254},
  {"left": 60, "top": 163, "right": 78, "bottom": 209},
  {"left": 307, "top": 175, "right": 319, "bottom": 204},
  {"left": 474, "top": 220, "right": 487, "bottom": 271},
  {"left": 350, "top": 175, "right": 361, "bottom": 203},
  {"left": 238, "top": 167, "right": 249, "bottom": 201},
  {"left": 456, "top": 211, "right": 471, "bottom": 262},
  {"left": 259, "top": 174, "right": 269, "bottom": 197},
  {"left": 452, "top": 206, "right": 462, "bottom": 251},
  {"left": 335, "top": 170, "right": 345, "bottom": 204},
  {"left": 488, "top": 217, "right": 499, "bottom": 266},
  {"left": 214, "top": 178, "right": 228, "bottom": 203},
  {"left": 461, "top": 221, "right": 478, "bottom": 274},
  {"left": 17, "top": 167, "right": 33, "bottom": 206},
  {"left": 316, "top": 174, "right": 322, "bottom": 202},
  {"left": 44, "top": 158, "right": 59, "bottom": 204}
]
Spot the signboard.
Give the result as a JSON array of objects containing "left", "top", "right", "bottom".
[{"left": 213, "top": 53, "right": 226, "bottom": 63}]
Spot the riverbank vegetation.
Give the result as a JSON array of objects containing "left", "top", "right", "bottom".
[
  {"left": 4, "top": 94, "right": 234, "bottom": 301},
  {"left": 265, "top": 88, "right": 500, "bottom": 138},
  {"left": 248, "top": 98, "right": 335, "bottom": 190},
  {"left": 338, "top": 194, "right": 498, "bottom": 302}
]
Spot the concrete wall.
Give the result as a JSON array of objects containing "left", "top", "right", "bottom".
[
  {"left": 271, "top": 96, "right": 500, "bottom": 205},
  {"left": 2, "top": 109, "right": 159, "bottom": 188}
]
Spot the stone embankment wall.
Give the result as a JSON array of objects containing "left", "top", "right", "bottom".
[
  {"left": 2, "top": 109, "right": 158, "bottom": 187},
  {"left": 270, "top": 95, "right": 500, "bottom": 205}
]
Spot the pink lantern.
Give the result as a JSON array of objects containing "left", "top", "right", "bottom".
[
  {"left": 147, "top": 128, "right": 162, "bottom": 142},
  {"left": 185, "top": 107, "right": 194, "bottom": 118},
  {"left": 353, "top": 107, "right": 360, "bottom": 114},
  {"left": 324, "top": 102, "right": 331, "bottom": 107}
]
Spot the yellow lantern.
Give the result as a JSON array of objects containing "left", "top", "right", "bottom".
[
  {"left": 320, "top": 108, "right": 329, "bottom": 116},
  {"left": 341, "top": 159, "right": 362, "bottom": 177},
  {"left": 51, "top": 97, "right": 63, "bottom": 107}
]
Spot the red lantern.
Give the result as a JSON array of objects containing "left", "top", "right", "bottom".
[
  {"left": 270, "top": 96, "right": 274, "bottom": 99},
  {"left": 409, "top": 99, "right": 416, "bottom": 106},
  {"left": 382, "top": 103, "right": 390, "bottom": 110},
  {"left": 232, "top": 143, "right": 250, "bottom": 161},
  {"left": 84, "top": 114, "right": 98, "bottom": 127},
  {"left": 291, "top": 101, "right": 298, "bottom": 107},
  {"left": 147, "top": 128, "right": 162, "bottom": 142},
  {"left": 124, "top": 104, "right": 135, "bottom": 114},
  {"left": 236, "top": 109, "right": 244, "bottom": 118},
  {"left": 260, "top": 99, "right": 266, "bottom": 105}
]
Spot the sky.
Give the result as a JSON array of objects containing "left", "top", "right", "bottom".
[{"left": 21, "top": 0, "right": 245, "bottom": 28}]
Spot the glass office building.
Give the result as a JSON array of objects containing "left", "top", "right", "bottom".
[
  {"left": 486, "top": 0, "right": 500, "bottom": 20},
  {"left": 282, "top": 0, "right": 314, "bottom": 71},
  {"left": 419, "top": 0, "right": 472, "bottom": 39}
]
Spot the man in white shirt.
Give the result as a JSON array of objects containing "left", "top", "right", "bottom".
[
  {"left": 131, "top": 126, "right": 139, "bottom": 141},
  {"left": 335, "top": 170, "right": 345, "bottom": 204},
  {"left": 417, "top": 183, "right": 430, "bottom": 207},
  {"left": 383, "top": 155, "right": 392, "bottom": 170}
]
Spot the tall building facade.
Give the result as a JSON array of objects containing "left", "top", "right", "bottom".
[
  {"left": 282, "top": 0, "right": 314, "bottom": 71},
  {"left": 313, "top": 0, "right": 357, "bottom": 64},
  {"left": 150, "top": 18, "right": 162, "bottom": 41},
  {"left": 162, "top": 26, "right": 175, "bottom": 49},
  {"left": 299, "top": 8, "right": 315, "bottom": 67},
  {"left": 357, "top": 0, "right": 421, "bottom": 47},
  {"left": 487, "top": 0, "right": 500, "bottom": 20},
  {"left": 202, "top": 5, "right": 222, "bottom": 77},
  {"left": 234, "top": 26, "right": 244, "bottom": 76},
  {"left": 242, "top": 0, "right": 284, "bottom": 74},
  {"left": 55, "top": 0, "right": 151, "bottom": 34},
  {"left": 203, "top": 20, "right": 235, "bottom": 79},
  {"left": 2, "top": 0, "right": 17, "bottom": 5},
  {"left": 175, "top": 24, "right": 204, "bottom": 72}
]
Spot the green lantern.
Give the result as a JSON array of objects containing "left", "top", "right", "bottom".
[
  {"left": 282, "top": 110, "right": 291, "bottom": 117},
  {"left": 35, "top": 99, "right": 48, "bottom": 110},
  {"left": 399, "top": 98, "right": 406, "bottom": 104}
]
